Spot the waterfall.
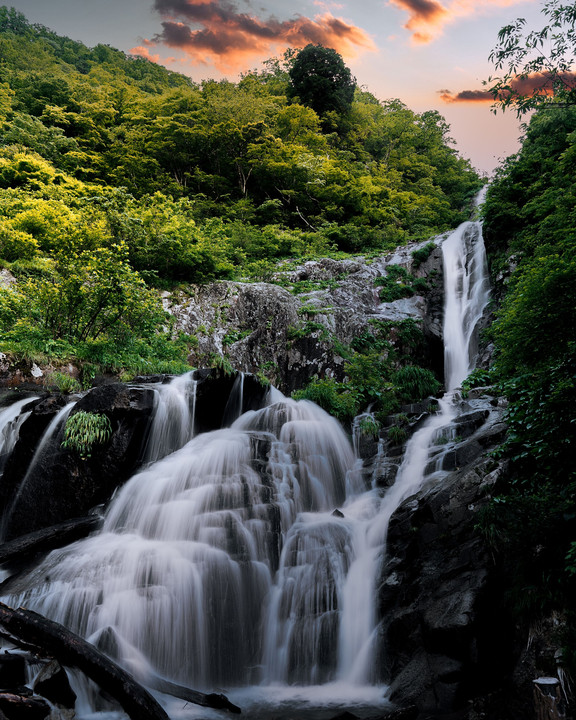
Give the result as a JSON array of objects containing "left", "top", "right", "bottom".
[
  {"left": 1, "top": 396, "right": 364, "bottom": 704},
  {"left": 143, "top": 371, "right": 197, "bottom": 463},
  {"left": 337, "top": 190, "right": 490, "bottom": 684},
  {"left": 0, "top": 195, "right": 490, "bottom": 718},
  {"left": 0, "top": 397, "right": 37, "bottom": 479}
]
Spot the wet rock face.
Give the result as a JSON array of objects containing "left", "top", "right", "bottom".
[
  {"left": 0, "top": 371, "right": 270, "bottom": 541},
  {"left": 165, "top": 241, "right": 444, "bottom": 393},
  {"left": 0, "top": 383, "right": 157, "bottom": 541},
  {"left": 374, "top": 392, "right": 514, "bottom": 716}
]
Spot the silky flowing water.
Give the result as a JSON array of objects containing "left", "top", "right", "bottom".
[{"left": 0, "top": 196, "right": 489, "bottom": 718}]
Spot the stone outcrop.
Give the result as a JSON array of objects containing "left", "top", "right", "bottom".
[
  {"left": 0, "top": 370, "right": 270, "bottom": 541},
  {"left": 372, "top": 389, "right": 514, "bottom": 717},
  {"left": 165, "top": 239, "right": 445, "bottom": 393},
  {"left": 0, "top": 383, "right": 156, "bottom": 541}
]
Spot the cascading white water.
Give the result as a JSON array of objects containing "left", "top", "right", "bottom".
[
  {"left": 336, "top": 189, "right": 490, "bottom": 684},
  {"left": 2, "top": 393, "right": 363, "bottom": 707},
  {"left": 0, "top": 193, "right": 490, "bottom": 718},
  {"left": 143, "top": 371, "right": 197, "bottom": 463},
  {"left": 0, "top": 397, "right": 37, "bottom": 478}
]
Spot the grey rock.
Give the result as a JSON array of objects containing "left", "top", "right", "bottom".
[
  {"left": 376, "top": 395, "right": 511, "bottom": 716},
  {"left": 165, "top": 241, "right": 445, "bottom": 393}
]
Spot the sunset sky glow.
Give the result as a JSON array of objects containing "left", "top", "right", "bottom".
[{"left": 6, "top": 0, "right": 546, "bottom": 173}]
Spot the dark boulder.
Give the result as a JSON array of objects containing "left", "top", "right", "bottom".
[
  {"left": 0, "top": 654, "right": 25, "bottom": 691},
  {"left": 1, "top": 384, "right": 155, "bottom": 540},
  {"left": 376, "top": 459, "right": 514, "bottom": 716},
  {"left": 32, "top": 660, "right": 76, "bottom": 709},
  {"left": 0, "top": 693, "right": 50, "bottom": 720}
]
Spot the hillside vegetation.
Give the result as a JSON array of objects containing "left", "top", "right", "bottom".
[
  {"left": 0, "top": 7, "right": 481, "bottom": 381},
  {"left": 481, "top": 104, "right": 576, "bottom": 652}
]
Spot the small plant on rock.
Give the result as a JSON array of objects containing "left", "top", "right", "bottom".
[
  {"left": 388, "top": 425, "right": 408, "bottom": 445},
  {"left": 61, "top": 411, "right": 112, "bottom": 460},
  {"left": 358, "top": 416, "right": 381, "bottom": 437}
]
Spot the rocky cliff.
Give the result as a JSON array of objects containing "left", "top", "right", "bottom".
[{"left": 164, "top": 239, "right": 445, "bottom": 393}]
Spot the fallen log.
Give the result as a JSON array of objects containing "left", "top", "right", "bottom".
[
  {"left": 0, "top": 516, "right": 102, "bottom": 568},
  {"left": 0, "top": 692, "right": 50, "bottom": 720},
  {"left": 147, "top": 675, "right": 241, "bottom": 714},
  {"left": 0, "top": 602, "right": 168, "bottom": 720},
  {"left": 0, "top": 603, "right": 241, "bottom": 716}
]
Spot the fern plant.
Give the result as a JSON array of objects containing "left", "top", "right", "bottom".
[{"left": 61, "top": 411, "right": 112, "bottom": 459}]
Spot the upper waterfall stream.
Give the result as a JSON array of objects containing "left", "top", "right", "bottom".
[{"left": 0, "top": 195, "right": 490, "bottom": 719}]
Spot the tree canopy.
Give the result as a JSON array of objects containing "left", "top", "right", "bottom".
[
  {"left": 481, "top": 101, "right": 576, "bottom": 626},
  {"left": 0, "top": 8, "right": 481, "bottom": 381},
  {"left": 288, "top": 44, "right": 356, "bottom": 117}
]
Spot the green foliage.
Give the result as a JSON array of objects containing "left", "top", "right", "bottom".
[
  {"left": 222, "top": 329, "right": 251, "bottom": 346},
  {"left": 358, "top": 415, "right": 381, "bottom": 436},
  {"left": 292, "top": 317, "right": 441, "bottom": 423},
  {"left": 287, "top": 319, "right": 331, "bottom": 342},
  {"left": 411, "top": 241, "right": 436, "bottom": 268},
  {"left": 391, "top": 365, "right": 442, "bottom": 403},
  {"left": 288, "top": 45, "right": 356, "bottom": 118},
  {"left": 292, "top": 377, "right": 359, "bottom": 422},
  {"left": 388, "top": 425, "right": 408, "bottom": 445},
  {"left": 375, "top": 265, "right": 429, "bottom": 302},
  {"left": 0, "top": 13, "right": 480, "bottom": 386},
  {"left": 481, "top": 100, "right": 576, "bottom": 626},
  {"left": 461, "top": 367, "right": 494, "bottom": 395},
  {"left": 45, "top": 371, "right": 82, "bottom": 393},
  {"left": 61, "top": 410, "right": 112, "bottom": 459},
  {"left": 487, "top": 0, "right": 576, "bottom": 115}
]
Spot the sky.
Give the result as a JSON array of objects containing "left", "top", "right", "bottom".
[{"left": 4, "top": 0, "right": 548, "bottom": 174}]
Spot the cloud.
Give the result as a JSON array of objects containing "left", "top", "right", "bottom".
[
  {"left": 439, "top": 88, "right": 493, "bottom": 103},
  {"left": 388, "top": 0, "right": 449, "bottom": 44},
  {"left": 389, "top": 0, "right": 534, "bottom": 45},
  {"left": 130, "top": 45, "right": 162, "bottom": 63},
  {"left": 144, "top": 0, "right": 376, "bottom": 71},
  {"left": 439, "top": 71, "right": 576, "bottom": 103}
]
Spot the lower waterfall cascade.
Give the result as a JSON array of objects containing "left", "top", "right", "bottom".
[{"left": 0, "top": 194, "right": 491, "bottom": 719}]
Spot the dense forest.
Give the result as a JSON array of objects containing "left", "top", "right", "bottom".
[
  {"left": 479, "top": 103, "right": 576, "bottom": 658},
  {"left": 0, "top": 6, "right": 481, "bottom": 382}
]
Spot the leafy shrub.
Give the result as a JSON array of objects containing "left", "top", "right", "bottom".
[
  {"left": 222, "top": 329, "right": 251, "bottom": 346},
  {"left": 461, "top": 367, "right": 493, "bottom": 395},
  {"left": 411, "top": 241, "right": 436, "bottom": 268},
  {"left": 45, "top": 371, "right": 82, "bottom": 393},
  {"left": 392, "top": 365, "right": 441, "bottom": 403},
  {"left": 292, "top": 377, "right": 359, "bottom": 422},
  {"left": 0, "top": 223, "right": 39, "bottom": 261},
  {"left": 61, "top": 411, "right": 112, "bottom": 459},
  {"left": 358, "top": 415, "right": 381, "bottom": 436},
  {"left": 374, "top": 265, "right": 429, "bottom": 302},
  {"left": 388, "top": 425, "right": 408, "bottom": 445}
]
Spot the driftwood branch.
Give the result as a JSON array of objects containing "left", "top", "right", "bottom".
[{"left": 0, "top": 603, "right": 241, "bottom": 718}]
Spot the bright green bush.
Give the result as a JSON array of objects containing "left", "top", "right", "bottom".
[
  {"left": 391, "top": 365, "right": 442, "bottom": 403},
  {"left": 292, "top": 377, "right": 359, "bottom": 422},
  {"left": 61, "top": 410, "right": 112, "bottom": 459}
]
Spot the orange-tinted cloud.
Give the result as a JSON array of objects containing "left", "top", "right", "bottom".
[
  {"left": 390, "top": 0, "right": 534, "bottom": 45},
  {"left": 389, "top": 0, "right": 449, "bottom": 44},
  {"left": 440, "top": 71, "right": 576, "bottom": 103},
  {"left": 145, "top": 0, "right": 375, "bottom": 71},
  {"left": 130, "top": 45, "right": 162, "bottom": 63}
]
